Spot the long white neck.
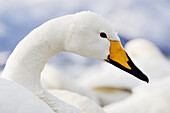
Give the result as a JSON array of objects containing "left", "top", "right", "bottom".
[
  {"left": 2, "top": 18, "right": 82, "bottom": 113},
  {"left": 3, "top": 19, "right": 64, "bottom": 92}
]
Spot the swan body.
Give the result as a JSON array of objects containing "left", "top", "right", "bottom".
[
  {"left": 49, "top": 89, "right": 105, "bottom": 113},
  {"left": 1, "top": 11, "right": 148, "bottom": 112},
  {"left": 0, "top": 77, "right": 55, "bottom": 113}
]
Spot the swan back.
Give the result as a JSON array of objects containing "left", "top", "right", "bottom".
[
  {"left": 49, "top": 89, "right": 105, "bottom": 113},
  {"left": 0, "top": 77, "right": 54, "bottom": 113}
]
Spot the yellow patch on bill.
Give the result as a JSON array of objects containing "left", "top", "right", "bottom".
[{"left": 107, "top": 40, "right": 131, "bottom": 70}]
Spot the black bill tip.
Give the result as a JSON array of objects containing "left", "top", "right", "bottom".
[{"left": 105, "top": 54, "right": 149, "bottom": 83}]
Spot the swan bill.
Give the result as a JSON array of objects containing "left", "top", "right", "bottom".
[{"left": 105, "top": 40, "right": 149, "bottom": 83}]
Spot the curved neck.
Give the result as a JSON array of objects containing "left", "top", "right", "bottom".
[
  {"left": 2, "top": 20, "right": 65, "bottom": 92},
  {"left": 2, "top": 15, "right": 85, "bottom": 113}
]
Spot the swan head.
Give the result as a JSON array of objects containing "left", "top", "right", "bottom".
[{"left": 63, "top": 11, "right": 149, "bottom": 83}]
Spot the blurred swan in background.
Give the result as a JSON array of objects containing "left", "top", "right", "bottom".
[
  {"left": 41, "top": 65, "right": 106, "bottom": 113},
  {"left": 104, "top": 76, "right": 170, "bottom": 113},
  {"left": 41, "top": 64, "right": 100, "bottom": 104},
  {"left": 125, "top": 38, "right": 170, "bottom": 79},
  {"left": 78, "top": 63, "right": 139, "bottom": 106},
  {"left": 1, "top": 11, "right": 148, "bottom": 113},
  {"left": 125, "top": 38, "right": 165, "bottom": 59}
]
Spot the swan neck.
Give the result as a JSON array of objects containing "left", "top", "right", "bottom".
[{"left": 2, "top": 21, "right": 64, "bottom": 91}]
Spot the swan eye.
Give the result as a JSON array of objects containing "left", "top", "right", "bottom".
[{"left": 100, "top": 32, "right": 107, "bottom": 38}]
